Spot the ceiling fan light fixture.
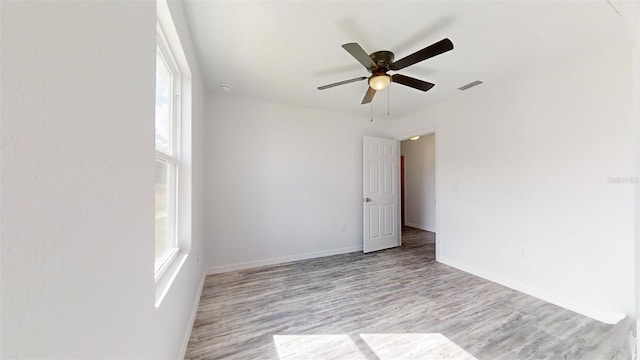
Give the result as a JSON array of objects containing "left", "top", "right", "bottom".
[
  {"left": 317, "top": 38, "right": 453, "bottom": 105},
  {"left": 369, "top": 74, "right": 391, "bottom": 91}
]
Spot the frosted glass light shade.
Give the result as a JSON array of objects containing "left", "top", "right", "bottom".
[{"left": 369, "top": 75, "right": 391, "bottom": 91}]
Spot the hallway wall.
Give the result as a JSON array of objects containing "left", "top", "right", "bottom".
[{"left": 401, "top": 135, "right": 437, "bottom": 232}]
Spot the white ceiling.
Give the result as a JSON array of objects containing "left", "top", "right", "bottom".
[{"left": 182, "top": 1, "right": 625, "bottom": 120}]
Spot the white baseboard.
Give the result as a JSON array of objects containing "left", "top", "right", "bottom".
[
  {"left": 404, "top": 222, "right": 435, "bottom": 233},
  {"left": 438, "top": 256, "right": 626, "bottom": 325},
  {"left": 206, "top": 246, "right": 363, "bottom": 275},
  {"left": 179, "top": 271, "right": 206, "bottom": 360}
]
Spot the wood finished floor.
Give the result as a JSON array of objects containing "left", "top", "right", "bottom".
[{"left": 186, "top": 227, "right": 624, "bottom": 360}]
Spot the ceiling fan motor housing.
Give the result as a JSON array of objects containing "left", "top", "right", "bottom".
[{"left": 369, "top": 51, "right": 394, "bottom": 72}]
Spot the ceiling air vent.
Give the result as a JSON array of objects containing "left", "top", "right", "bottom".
[{"left": 458, "top": 80, "right": 483, "bottom": 91}]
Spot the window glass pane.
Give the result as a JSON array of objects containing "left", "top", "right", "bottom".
[
  {"left": 156, "top": 50, "right": 173, "bottom": 155},
  {"left": 155, "top": 158, "right": 177, "bottom": 272}
]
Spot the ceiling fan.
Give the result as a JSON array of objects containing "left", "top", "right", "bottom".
[{"left": 317, "top": 38, "right": 454, "bottom": 104}]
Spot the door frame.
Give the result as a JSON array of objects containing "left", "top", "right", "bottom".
[
  {"left": 400, "top": 155, "right": 405, "bottom": 227},
  {"left": 396, "top": 126, "right": 440, "bottom": 261}
]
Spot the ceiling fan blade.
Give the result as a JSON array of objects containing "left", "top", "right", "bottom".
[
  {"left": 317, "top": 76, "right": 367, "bottom": 90},
  {"left": 361, "top": 86, "right": 376, "bottom": 104},
  {"left": 392, "top": 74, "right": 435, "bottom": 92},
  {"left": 390, "top": 38, "right": 453, "bottom": 71},
  {"left": 342, "top": 43, "right": 377, "bottom": 70}
]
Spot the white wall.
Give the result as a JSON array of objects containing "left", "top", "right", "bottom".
[
  {"left": 633, "top": 2, "right": 640, "bottom": 354},
  {"left": 0, "top": 1, "right": 206, "bottom": 358},
  {"left": 393, "top": 21, "right": 635, "bottom": 323},
  {"left": 204, "top": 95, "right": 393, "bottom": 272},
  {"left": 401, "top": 135, "right": 437, "bottom": 232}
]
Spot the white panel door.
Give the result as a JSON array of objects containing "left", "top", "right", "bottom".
[{"left": 363, "top": 136, "right": 400, "bottom": 253}]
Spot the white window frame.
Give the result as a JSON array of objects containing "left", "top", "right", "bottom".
[
  {"left": 155, "top": 24, "right": 181, "bottom": 279},
  {"left": 154, "top": 2, "right": 193, "bottom": 307}
]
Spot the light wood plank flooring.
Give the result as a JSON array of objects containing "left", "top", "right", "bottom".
[{"left": 186, "top": 227, "right": 626, "bottom": 359}]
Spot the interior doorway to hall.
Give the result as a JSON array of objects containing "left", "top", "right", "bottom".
[{"left": 400, "top": 134, "right": 437, "bottom": 250}]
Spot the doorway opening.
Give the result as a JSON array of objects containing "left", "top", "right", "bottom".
[{"left": 400, "top": 133, "right": 437, "bottom": 257}]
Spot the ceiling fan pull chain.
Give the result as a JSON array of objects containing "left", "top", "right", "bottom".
[
  {"left": 370, "top": 101, "right": 373, "bottom": 122},
  {"left": 387, "top": 86, "right": 390, "bottom": 117}
]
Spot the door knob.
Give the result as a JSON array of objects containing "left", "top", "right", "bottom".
[{"left": 365, "top": 198, "right": 371, "bottom": 202}]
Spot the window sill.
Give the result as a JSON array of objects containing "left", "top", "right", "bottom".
[{"left": 155, "top": 250, "right": 189, "bottom": 308}]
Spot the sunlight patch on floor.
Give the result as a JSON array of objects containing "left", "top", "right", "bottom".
[
  {"left": 273, "top": 333, "right": 478, "bottom": 360},
  {"left": 360, "top": 333, "right": 478, "bottom": 360},
  {"left": 273, "top": 334, "right": 366, "bottom": 360}
]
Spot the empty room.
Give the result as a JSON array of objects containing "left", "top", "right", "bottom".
[{"left": 1, "top": 0, "right": 638, "bottom": 359}]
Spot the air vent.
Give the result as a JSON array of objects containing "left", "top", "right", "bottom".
[{"left": 458, "top": 80, "right": 483, "bottom": 91}]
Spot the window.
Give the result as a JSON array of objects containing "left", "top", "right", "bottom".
[
  {"left": 155, "top": 26, "right": 181, "bottom": 276},
  {"left": 155, "top": 1, "right": 192, "bottom": 307}
]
